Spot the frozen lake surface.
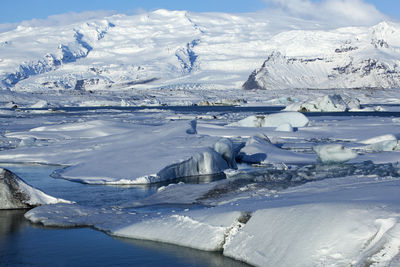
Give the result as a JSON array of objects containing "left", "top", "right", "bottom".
[{"left": 1, "top": 105, "right": 400, "bottom": 266}]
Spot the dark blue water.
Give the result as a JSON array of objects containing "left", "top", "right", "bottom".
[
  {"left": 3, "top": 105, "right": 400, "bottom": 118},
  {"left": 0, "top": 210, "right": 247, "bottom": 267},
  {"left": 0, "top": 164, "right": 247, "bottom": 266}
]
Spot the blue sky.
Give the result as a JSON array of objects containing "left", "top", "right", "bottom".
[{"left": 0, "top": 0, "right": 398, "bottom": 24}]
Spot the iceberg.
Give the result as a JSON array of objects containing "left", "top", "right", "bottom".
[
  {"left": 239, "top": 134, "right": 315, "bottom": 164},
  {"left": 0, "top": 168, "right": 71, "bottom": 209},
  {"left": 313, "top": 144, "right": 358, "bottom": 163},
  {"left": 228, "top": 112, "right": 309, "bottom": 128}
]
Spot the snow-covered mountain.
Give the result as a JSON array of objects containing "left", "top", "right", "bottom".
[
  {"left": 244, "top": 21, "right": 400, "bottom": 90},
  {"left": 0, "top": 9, "right": 399, "bottom": 92}
]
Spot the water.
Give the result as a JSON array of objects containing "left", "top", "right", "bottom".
[
  {"left": 0, "top": 164, "right": 248, "bottom": 266},
  {"left": 2, "top": 105, "right": 399, "bottom": 266},
  {"left": 0, "top": 210, "right": 247, "bottom": 267}
]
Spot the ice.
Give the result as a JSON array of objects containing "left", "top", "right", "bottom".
[
  {"left": 213, "top": 138, "right": 237, "bottom": 169},
  {"left": 360, "top": 134, "right": 398, "bottom": 145},
  {"left": 313, "top": 144, "right": 358, "bottom": 164},
  {"left": 0, "top": 168, "right": 71, "bottom": 209},
  {"left": 24, "top": 172, "right": 400, "bottom": 266},
  {"left": 275, "top": 123, "right": 293, "bottom": 132},
  {"left": 366, "top": 140, "right": 399, "bottom": 152},
  {"left": 112, "top": 211, "right": 243, "bottom": 251},
  {"left": 1, "top": 99, "right": 400, "bottom": 266},
  {"left": 30, "top": 100, "right": 49, "bottom": 108},
  {"left": 284, "top": 94, "right": 361, "bottom": 112},
  {"left": 0, "top": 120, "right": 234, "bottom": 184},
  {"left": 17, "top": 137, "right": 36, "bottom": 147},
  {"left": 228, "top": 112, "right": 309, "bottom": 128},
  {"left": 223, "top": 204, "right": 400, "bottom": 267},
  {"left": 239, "top": 134, "right": 316, "bottom": 164}
]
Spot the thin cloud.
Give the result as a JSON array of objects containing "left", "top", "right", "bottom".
[
  {"left": 263, "top": 0, "right": 387, "bottom": 26},
  {"left": 0, "top": 10, "right": 116, "bottom": 33},
  {"left": 20, "top": 10, "right": 116, "bottom": 27}
]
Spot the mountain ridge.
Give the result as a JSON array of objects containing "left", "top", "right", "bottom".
[{"left": 0, "top": 10, "right": 399, "bottom": 92}]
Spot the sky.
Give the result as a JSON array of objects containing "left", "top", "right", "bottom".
[{"left": 0, "top": 0, "right": 398, "bottom": 25}]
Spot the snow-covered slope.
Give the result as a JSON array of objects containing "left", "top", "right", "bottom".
[
  {"left": 1, "top": 10, "right": 399, "bottom": 92},
  {"left": 244, "top": 22, "right": 400, "bottom": 90}
]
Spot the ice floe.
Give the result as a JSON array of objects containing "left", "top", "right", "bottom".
[
  {"left": 228, "top": 112, "right": 309, "bottom": 128},
  {"left": 0, "top": 120, "right": 235, "bottom": 184},
  {"left": 313, "top": 144, "right": 358, "bottom": 163},
  {"left": 239, "top": 134, "right": 316, "bottom": 164}
]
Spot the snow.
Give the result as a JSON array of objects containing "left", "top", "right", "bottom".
[
  {"left": 239, "top": 134, "right": 316, "bottom": 164},
  {"left": 228, "top": 112, "right": 309, "bottom": 128},
  {"left": 313, "top": 144, "right": 358, "bottom": 163},
  {"left": 275, "top": 123, "right": 293, "bottom": 132},
  {"left": 1, "top": 8, "right": 400, "bottom": 266},
  {"left": 112, "top": 211, "right": 242, "bottom": 251},
  {"left": 0, "top": 168, "right": 71, "bottom": 209},
  {"left": 0, "top": 120, "right": 233, "bottom": 184},
  {"left": 361, "top": 134, "right": 398, "bottom": 145},
  {"left": 223, "top": 204, "right": 400, "bottom": 267},
  {"left": 23, "top": 172, "right": 400, "bottom": 266},
  {"left": 30, "top": 100, "right": 49, "bottom": 108},
  {"left": 0, "top": 10, "right": 399, "bottom": 108}
]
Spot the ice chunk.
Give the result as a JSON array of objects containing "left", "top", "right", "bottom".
[
  {"left": 156, "top": 148, "right": 230, "bottom": 182},
  {"left": 366, "top": 140, "right": 399, "bottom": 152},
  {"left": 30, "top": 100, "right": 49, "bottom": 108},
  {"left": 0, "top": 168, "right": 71, "bottom": 209},
  {"left": 284, "top": 94, "right": 360, "bottom": 112},
  {"left": 213, "top": 138, "right": 237, "bottom": 169},
  {"left": 239, "top": 135, "right": 315, "bottom": 164},
  {"left": 360, "top": 134, "right": 399, "bottom": 152},
  {"left": 18, "top": 137, "right": 36, "bottom": 147},
  {"left": 360, "top": 134, "right": 397, "bottom": 145},
  {"left": 186, "top": 119, "right": 197, "bottom": 134},
  {"left": 275, "top": 123, "right": 293, "bottom": 132},
  {"left": 313, "top": 144, "right": 357, "bottom": 163},
  {"left": 229, "top": 112, "right": 308, "bottom": 128}
]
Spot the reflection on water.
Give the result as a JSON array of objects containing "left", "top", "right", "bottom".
[{"left": 0, "top": 210, "right": 249, "bottom": 267}]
